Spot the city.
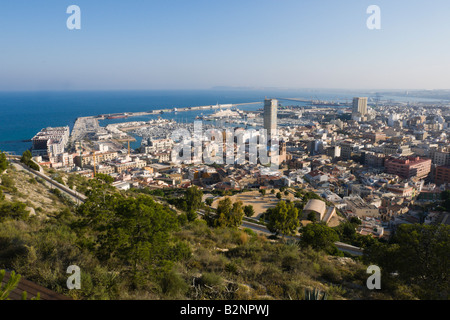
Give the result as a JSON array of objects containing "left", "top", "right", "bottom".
[
  {"left": 0, "top": 0, "right": 449, "bottom": 313},
  {"left": 26, "top": 96, "right": 450, "bottom": 232}
]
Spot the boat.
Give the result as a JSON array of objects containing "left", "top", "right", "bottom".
[{"left": 107, "top": 114, "right": 128, "bottom": 119}]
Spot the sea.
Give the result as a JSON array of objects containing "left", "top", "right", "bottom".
[{"left": 0, "top": 89, "right": 442, "bottom": 155}]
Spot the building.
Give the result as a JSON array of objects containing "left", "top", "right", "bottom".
[
  {"left": 326, "top": 145, "right": 341, "bottom": 159},
  {"left": 384, "top": 156, "right": 432, "bottom": 180},
  {"left": 302, "top": 199, "right": 336, "bottom": 225},
  {"left": 435, "top": 165, "right": 450, "bottom": 185},
  {"left": 264, "top": 99, "right": 278, "bottom": 137},
  {"left": 352, "top": 97, "right": 368, "bottom": 121},
  {"left": 432, "top": 149, "right": 450, "bottom": 166},
  {"left": 363, "top": 132, "right": 386, "bottom": 143},
  {"left": 344, "top": 196, "right": 379, "bottom": 217},
  {"left": 363, "top": 151, "right": 385, "bottom": 168},
  {"left": 340, "top": 141, "right": 359, "bottom": 160},
  {"left": 74, "top": 151, "right": 118, "bottom": 167},
  {"left": 31, "top": 126, "right": 70, "bottom": 158},
  {"left": 142, "top": 138, "right": 174, "bottom": 153}
]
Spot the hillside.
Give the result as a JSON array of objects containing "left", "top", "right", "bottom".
[{"left": 0, "top": 160, "right": 444, "bottom": 300}]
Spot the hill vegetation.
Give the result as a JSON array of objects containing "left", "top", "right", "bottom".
[{"left": 0, "top": 153, "right": 448, "bottom": 300}]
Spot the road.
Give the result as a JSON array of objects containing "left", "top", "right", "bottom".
[
  {"left": 197, "top": 209, "right": 363, "bottom": 256},
  {"left": 11, "top": 160, "right": 87, "bottom": 204}
]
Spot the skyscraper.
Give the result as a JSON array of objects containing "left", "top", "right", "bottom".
[
  {"left": 264, "top": 99, "right": 278, "bottom": 137},
  {"left": 352, "top": 97, "right": 368, "bottom": 121}
]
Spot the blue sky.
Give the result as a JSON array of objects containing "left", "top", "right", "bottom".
[{"left": 1, "top": 0, "right": 450, "bottom": 91}]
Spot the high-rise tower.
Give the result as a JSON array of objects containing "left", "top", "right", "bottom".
[
  {"left": 352, "top": 97, "right": 368, "bottom": 120},
  {"left": 264, "top": 99, "right": 278, "bottom": 137}
]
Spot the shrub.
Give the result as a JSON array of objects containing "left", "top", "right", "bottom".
[{"left": 199, "top": 272, "right": 222, "bottom": 287}]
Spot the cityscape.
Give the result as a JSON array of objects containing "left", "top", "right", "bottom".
[{"left": 0, "top": 0, "right": 449, "bottom": 314}]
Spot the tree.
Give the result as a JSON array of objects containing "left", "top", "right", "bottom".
[
  {"left": 307, "top": 211, "right": 317, "bottom": 223},
  {"left": 271, "top": 189, "right": 275, "bottom": 194},
  {"left": 214, "top": 198, "right": 244, "bottom": 228},
  {"left": 244, "top": 205, "right": 255, "bottom": 218},
  {"left": 94, "top": 195, "right": 181, "bottom": 278},
  {"left": 185, "top": 186, "right": 203, "bottom": 210},
  {"left": 284, "top": 190, "right": 289, "bottom": 196},
  {"left": 364, "top": 223, "right": 449, "bottom": 299},
  {"left": 299, "top": 223, "right": 339, "bottom": 253},
  {"left": 276, "top": 192, "right": 282, "bottom": 200},
  {"left": 267, "top": 201, "right": 300, "bottom": 238},
  {"left": 20, "top": 150, "right": 32, "bottom": 165},
  {"left": 95, "top": 173, "right": 114, "bottom": 184},
  {"left": 0, "top": 270, "right": 21, "bottom": 300},
  {"left": 20, "top": 150, "right": 39, "bottom": 171},
  {"left": 0, "top": 152, "right": 7, "bottom": 173},
  {"left": 441, "top": 190, "right": 450, "bottom": 211},
  {"left": 205, "top": 198, "right": 213, "bottom": 206},
  {"left": 0, "top": 270, "right": 38, "bottom": 300},
  {"left": 259, "top": 189, "right": 266, "bottom": 197},
  {"left": 184, "top": 186, "right": 203, "bottom": 221}
]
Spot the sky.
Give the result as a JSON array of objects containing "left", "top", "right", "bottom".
[{"left": 1, "top": 0, "right": 450, "bottom": 91}]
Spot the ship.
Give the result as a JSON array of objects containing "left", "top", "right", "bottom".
[{"left": 107, "top": 113, "right": 128, "bottom": 119}]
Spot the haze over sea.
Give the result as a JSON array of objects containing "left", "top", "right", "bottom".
[{"left": 0, "top": 89, "right": 436, "bottom": 155}]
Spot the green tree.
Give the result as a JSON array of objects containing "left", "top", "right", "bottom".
[
  {"left": 215, "top": 198, "right": 244, "bottom": 228},
  {"left": 20, "top": 150, "right": 32, "bottom": 165},
  {"left": 0, "top": 270, "right": 21, "bottom": 300},
  {"left": 244, "top": 205, "right": 255, "bottom": 218},
  {"left": 271, "top": 189, "right": 275, "bottom": 195},
  {"left": 307, "top": 211, "right": 317, "bottom": 223},
  {"left": 299, "top": 223, "right": 339, "bottom": 253},
  {"left": 95, "top": 173, "right": 114, "bottom": 184},
  {"left": 95, "top": 195, "right": 181, "bottom": 278},
  {"left": 441, "top": 190, "right": 450, "bottom": 211},
  {"left": 276, "top": 192, "right": 282, "bottom": 200},
  {"left": 205, "top": 198, "right": 214, "bottom": 206},
  {"left": 259, "top": 189, "right": 266, "bottom": 196},
  {"left": 0, "top": 152, "right": 7, "bottom": 173},
  {"left": 364, "top": 224, "right": 449, "bottom": 299},
  {"left": 267, "top": 201, "right": 300, "bottom": 238},
  {"left": 0, "top": 270, "right": 38, "bottom": 300},
  {"left": 184, "top": 186, "right": 203, "bottom": 221}
]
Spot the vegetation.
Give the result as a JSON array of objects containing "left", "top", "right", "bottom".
[
  {"left": 0, "top": 152, "right": 8, "bottom": 173},
  {"left": 266, "top": 201, "right": 300, "bottom": 238},
  {"left": 364, "top": 224, "right": 449, "bottom": 299},
  {"left": 20, "top": 150, "right": 39, "bottom": 171},
  {"left": 299, "top": 223, "right": 340, "bottom": 255},
  {"left": 184, "top": 186, "right": 203, "bottom": 221},
  {"left": 243, "top": 205, "right": 255, "bottom": 218},
  {"left": 211, "top": 197, "right": 245, "bottom": 228},
  {"left": 0, "top": 169, "right": 446, "bottom": 300}
]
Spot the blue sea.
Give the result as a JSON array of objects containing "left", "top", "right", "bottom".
[{"left": 0, "top": 89, "right": 433, "bottom": 155}]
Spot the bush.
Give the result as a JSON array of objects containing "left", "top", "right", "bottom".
[
  {"left": 199, "top": 272, "right": 222, "bottom": 287},
  {"left": 159, "top": 270, "right": 188, "bottom": 297}
]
